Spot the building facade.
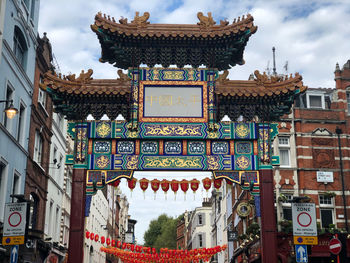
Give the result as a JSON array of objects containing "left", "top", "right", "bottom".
[
  {"left": 230, "top": 60, "right": 350, "bottom": 262},
  {"left": 0, "top": 0, "right": 40, "bottom": 261}
]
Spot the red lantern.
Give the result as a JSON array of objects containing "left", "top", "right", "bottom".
[
  {"left": 139, "top": 178, "right": 149, "bottom": 199},
  {"left": 112, "top": 240, "right": 116, "bottom": 247},
  {"left": 111, "top": 179, "right": 120, "bottom": 187},
  {"left": 86, "top": 231, "right": 90, "bottom": 239},
  {"left": 171, "top": 180, "right": 179, "bottom": 200},
  {"left": 95, "top": 234, "right": 99, "bottom": 242},
  {"left": 127, "top": 178, "right": 137, "bottom": 197},
  {"left": 161, "top": 179, "right": 170, "bottom": 200},
  {"left": 151, "top": 179, "right": 160, "bottom": 199},
  {"left": 90, "top": 233, "right": 94, "bottom": 240},
  {"left": 107, "top": 237, "right": 111, "bottom": 246},
  {"left": 101, "top": 236, "right": 105, "bottom": 244},
  {"left": 213, "top": 178, "right": 222, "bottom": 190},
  {"left": 202, "top": 177, "right": 212, "bottom": 192},
  {"left": 180, "top": 179, "right": 189, "bottom": 200}
]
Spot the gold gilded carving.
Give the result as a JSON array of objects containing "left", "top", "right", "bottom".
[
  {"left": 96, "top": 122, "right": 111, "bottom": 138},
  {"left": 144, "top": 156, "right": 202, "bottom": 169},
  {"left": 126, "top": 155, "right": 139, "bottom": 170},
  {"left": 236, "top": 124, "right": 249, "bottom": 138},
  {"left": 145, "top": 125, "right": 202, "bottom": 136},
  {"left": 236, "top": 156, "right": 250, "bottom": 170},
  {"left": 131, "top": 12, "right": 150, "bottom": 26},
  {"left": 96, "top": 156, "right": 110, "bottom": 169},
  {"left": 197, "top": 12, "right": 216, "bottom": 27},
  {"left": 163, "top": 71, "right": 184, "bottom": 80},
  {"left": 207, "top": 156, "right": 219, "bottom": 170}
]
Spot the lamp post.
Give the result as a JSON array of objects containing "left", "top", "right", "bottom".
[
  {"left": 335, "top": 127, "right": 349, "bottom": 233},
  {"left": 0, "top": 99, "right": 18, "bottom": 119}
]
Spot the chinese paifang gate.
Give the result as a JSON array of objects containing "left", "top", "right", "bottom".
[{"left": 41, "top": 11, "right": 307, "bottom": 263}]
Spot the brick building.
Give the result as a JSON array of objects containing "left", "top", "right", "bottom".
[
  {"left": 23, "top": 32, "right": 54, "bottom": 262},
  {"left": 230, "top": 60, "right": 350, "bottom": 262}
]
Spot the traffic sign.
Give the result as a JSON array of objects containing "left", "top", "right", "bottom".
[
  {"left": 2, "top": 203, "right": 27, "bottom": 245},
  {"left": 292, "top": 203, "right": 317, "bottom": 236},
  {"left": 295, "top": 245, "right": 308, "bottom": 263},
  {"left": 10, "top": 245, "right": 19, "bottom": 263},
  {"left": 293, "top": 236, "right": 318, "bottom": 245},
  {"left": 329, "top": 238, "right": 342, "bottom": 255}
]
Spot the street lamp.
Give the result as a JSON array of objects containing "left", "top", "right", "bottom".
[{"left": 0, "top": 99, "right": 18, "bottom": 119}]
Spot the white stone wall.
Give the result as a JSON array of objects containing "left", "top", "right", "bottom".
[{"left": 84, "top": 190, "right": 108, "bottom": 263}]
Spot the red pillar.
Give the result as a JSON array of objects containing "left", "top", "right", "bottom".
[
  {"left": 68, "top": 168, "right": 86, "bottom": 263},
  {"left": 259, "top": 169, "right": 278, "bottom": 263}
]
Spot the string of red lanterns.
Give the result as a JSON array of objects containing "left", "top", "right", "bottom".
[{"left": 86, "top": 230, "right": 227, "bottom": 263}]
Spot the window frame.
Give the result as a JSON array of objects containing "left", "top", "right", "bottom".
[
  {"left": 13, "top": 26, "right": 27, "bottom": 68},
  {"left": 319, "top": 194, "right": 335, "bottom": 229},
  {"left": 278, "top": 136, "right": 291, "bottom": 167},
  {"left": 306, "top": 92, "right": 325, "bottom": 109},
  {"left": 346, "top": 89, "right": 350, "bottom": 115},
  {"left": 33, "top": 130, "right": 43, "bottom": 166}
]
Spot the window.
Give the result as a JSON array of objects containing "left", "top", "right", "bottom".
[
  {"left": 33, "top": 131, "right": 43, "bottom": 165},
  {"left": 319, "top": 195, "right": 334, "bottom": 228},
  {"left": 30, "top": 0, "right": 35, "bottom": 20},
  {"left": 198, "top": 214, "right": 203, "bottom": 225},
  {"left": 29, "top": 193, "right": 38, "bottom": 229},
  {"left": 198, "top": 234, "right": 203, "bottom": 248},
  {"left": 16, "top": 104, "right": 25, "bottom": 143},
  {"left": 3, "top": 86, "right": 13, "bottom": 128},
  {"left": 55, "top": 206, "right": 60, "bottom": 241},
  {"left": 309, "top": 95, "right": 322, "bottom": 108},
  {"left": 38, "top": 78, "right": 47, "bottom": 108},
  {"left": 278, "top": 137, "right": 290, "bottom": 167},
  {"left": 347, "top": 91, "right": 350, "bottom": 114},
  {"left": 12, "top": 173, "right": 20, "bottom": 197},
  {"left": 13, "top": 26, "right": 27, "bottom": 68},
  {"left": 48, "top": 200, "right": 53, "bottom": 236},
  {"left": 282, "top": 208, "right": 292, "bottom": 221}
]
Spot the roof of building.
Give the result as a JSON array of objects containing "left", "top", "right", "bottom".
[
  {"left": 41, "top": 69, "right": 306, "bottom": 121},
  {"left": 91, "top": 12, "right": 257, "bottom": 70}
]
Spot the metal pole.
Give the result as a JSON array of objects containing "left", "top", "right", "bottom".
[{"left": 335, "top": 127, "right": 349, "bottom": 233}]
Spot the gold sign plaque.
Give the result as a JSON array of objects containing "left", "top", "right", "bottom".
[{"left": 139, "top": 81, "right": 208, "bottom": 123}]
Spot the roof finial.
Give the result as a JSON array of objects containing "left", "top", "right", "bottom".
[
  {"left": 335, "top": 62, "right": 340, "bottom": 72},
  {"left": 272, "top": 47, "right": 277, "bottom": 76}
]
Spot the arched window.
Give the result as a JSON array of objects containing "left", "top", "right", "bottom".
[
  {"left": 13, "top": 26, "right": 27, "bottom": 68},
  {"left": 29, "top": 193, "right": 39, "bottom": 229}
]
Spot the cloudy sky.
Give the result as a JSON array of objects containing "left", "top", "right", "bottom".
[{"left": 38, "top": 0, "right": 350, "bottom": 243}]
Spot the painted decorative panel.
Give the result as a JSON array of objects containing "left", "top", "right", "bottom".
[
  {"left": 188, "top": 141, "right": 205, "bottom": 155},
  {"left": 117, "top": 141, "right": 135, "bottom": 154},
  {"left": 94, "top": 141, "right": 111, "bottom": 154},
  {"left": 235, "top": 141, "right": 253, "bottom": 155},
  {"left": 141, "top": 123, "right": 205, "bottom": 138},
  {"left": 96, "top": 121, "right": 112, "bottom": 138},
  {"left": 141, "top": 141, "right": 158, "bottom": 154},
  {"left": 164, "top": 141, "right": 182, "bottom": 155},
  {"left": 142, "top": 156, "right": 204, "bottom": 169},
  {"left": 212, "top": 141, "right": 229, "bottom": 154}
]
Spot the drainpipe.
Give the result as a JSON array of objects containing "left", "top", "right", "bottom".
[{"left": 335, "top": 127, "right": 349, "bottom": 233}]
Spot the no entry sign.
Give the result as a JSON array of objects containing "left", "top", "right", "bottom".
[
  {"left": 329, "top": 238, "right": 342, "bottom": 255},
  {"left": 2, "top": 203, "right": 27, "bottom": 245},
  {"left": 292, "top": 203, "right": 317, "bottom": 236}
]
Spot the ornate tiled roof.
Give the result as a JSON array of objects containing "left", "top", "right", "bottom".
[
  {"left": 91, "top": 12, "right": 257, "bottom": 70},
  {"left": 216, "top": 70, "right": 307, "bottom": 97},
  {"left": 41, "top": 69, "right": 130, "bottom": 95},
  {"left": 92, "top": 12, "right": 257, "bottom": 38}
]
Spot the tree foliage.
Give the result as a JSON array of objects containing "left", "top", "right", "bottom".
[{"left": 143, "top": 214, "right": 179, "bottom": 250}]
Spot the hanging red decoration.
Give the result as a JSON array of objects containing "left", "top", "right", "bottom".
[
  {"left": 151, "top": 179, "right": 160, "bottom": 200},
  {"left": 90, "top": 233, "right": 94, "bottom": 240},
  {"left": 180, "top": 179, "right": 189, "bottom": 200},
  {"left": 213, "top": 178, "right": 222, "bottom": 190},
  {"left": 190, "top": 179, "right": 200, "bottom": 200},
  {"left": 127, "top": 178, "right": 137, "bottom": 197},
  {"left": 202, "top": 177, "right": 212, "bottom": 191},
  {"left": 110, "top": 179, "right": 120, "bottom": 188},
  {"left": 95, "top": 234, "right": 99, "bottom": 242},
  {"left": 171, "top": 180, "right": 179, "bottom": 200},
  {"left": 160, "top": 179, "right": 170, "bottom": 200},
  {"left": 106, "top": 238, "right": 111, "bottom": 246},
  {"left": 139, "top": 178, "right": 149, "bottom": 199},
  {"left": 86, "top": 231, "right": 90, "bottom": 239},
  {"left": 101, "top": 236, "right": 105, "bottom": 244}
]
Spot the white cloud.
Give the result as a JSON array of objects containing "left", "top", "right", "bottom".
[{"left": 39, "top": 0, "right": 350, "bottom": 244}]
